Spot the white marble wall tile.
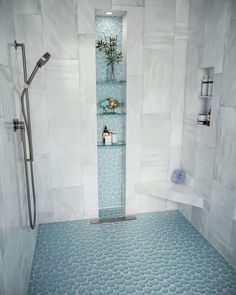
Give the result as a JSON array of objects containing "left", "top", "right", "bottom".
[
  {"left": 141, "top": 113, "right": 171, "bottom": 155},
  {"left": 166, "top": 201, "right": 178, "bottom": 210},
  {"left": 208, "top": 180, "right": 236, "bottom": 255},
  {"left": 194, "top": 143, "right": 214, "bottom": 200},
  {"left": 143, "top": 49, "right": 173, "bottom": 92},
  {"left": 77, "top": 0, "right": 95, "bottom": 34},
  {"left": 18, "top": 14, "right": 43, "bottom": 63},
  {"left": 144, "top": 0, "right": 175, "bottom": 49},
  {"left": 30, "top": 89, "right": 50, "bottom": 155},
  {"left": 30, "top": 89, "right": 48, "bottom": 129},
  {"left": 34, "top": 154, "right": 54, "bottom": 223},
  {"left": 0, "top": 0, "right": 15, "bottom": 37},
  {"left": 141, "top": 153, "right": 169, "bottom": 182},
  {"left": 0, "top": 3, "right": 38, "bottom": 291},
  {"left": 178, "top": 203, "right": 192, "bottom": 222},
  {"left": 94, "top": 0, "right": 112, "bottom": 9},
  {"left": 112, "top": 0, "right": 144, "bottom": 6},
  {"left": 0, "top": 1, "right": 15, "bottom": 67},
  {"left": 170, "top": 88, "right": 184, "bottom": 147},
  {"left": 168, "top": 146, "right": 181, "bottom": 179},
  {"left": 175, "top": 23, "right": 189, "bottom": 41},
  {"left": 221, "top": 20, "right": 236, "bottom": 108},
  {"left": 126, "top": 76, "right": 143, "bottom": 145},
  {"left": 140, "top": 194, "right": 167, "bottom": 213},
  {"left": 127, "top": 7, "right": 144, "bottom": 76},
  {"left": 214, "top": 107, "right": 236, "bottom": 190},
  {"left": 188, "top": 0, "right": 205, "bottom": 48},
  {"left": 126, "top": 190, "right": 141, "bottom": 215},
  {"left": 126, "top": 146, "right": 142, "bottom": 182},
  {"left": 49, "top": 128, "right": 82, "bottom": 188},
  {"left": 0, "top": 255, "right": 5, "bottom": 294},
  {"left": 172, "top": 40, "right": 187, "bottom": 88},
  {"left": 48, "top": 101, "right": 81, "bottom": 128},
  {"left": 14, "top": 0, "right": 40, "bottom": 14},
  {"left": 45, "top": 60, "right": 80, "bottom": 102},
  {"left": 53, "top": 186, "right": 84, "bottom": 222},
  {"left": 78, "top": 35, "right": 96, "bottom": 104},
  {"left": 143, "top": 87, "right": 172, "bottom": 114},
  {"left": 0, "top": 89, "right": 3, "bottom": 117},
  {"left": 41, "top": 0, "right": 78, "bottom": 59},
  {"left": 176, "top": 0, "right": 189, "bottom": 24},
  {"left": 202, "top": 0, "right": 229, "bottom": 73},
  {"left": 185, "top": 45, "right": 202, "bottom": 90},
  {"left": 181, "top": 113, "right": 197, "bottom": 176},
  {"left": 83, "top": 165, "right": 98, "bottom": 219},
  {"left": 191, "top": 207, "right": 209, "bottom": 237},
  {"left": 231, "top": 0, "right": 236, "bottom": 20},
  {"left": 80, "top": 103, "right": 97, "bottom": 166},
  {"left": 33, "top": 127, "right": 50, "bottom": 155}
]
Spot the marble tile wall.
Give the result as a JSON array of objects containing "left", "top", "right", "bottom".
[
  {"left": 130, "top": 0, "right": 190, "bottom": 214},
  {"left": 0, "top": 1, "right": 37, "bottom": 295},
  {"left": 13, "top": 0, "right": 101, "bottom": 224},
  {"left": 180, "top": 0, "right": 236, "bottom": 269}
]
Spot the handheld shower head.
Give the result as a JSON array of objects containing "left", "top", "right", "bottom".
[
  {"left": 26, "top": 52, "right": 51, "bottom": 86},
  {"left": 36, "top": 52, "right": 51, "bottom": 68}
]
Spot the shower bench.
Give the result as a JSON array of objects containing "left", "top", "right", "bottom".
[{"left": 136, "top": 182, "right": 204, "bottom": 208}]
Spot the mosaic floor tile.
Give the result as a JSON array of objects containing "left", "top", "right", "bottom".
[{"left": 28, "top": 211, "right": 236, "bottom": 295}]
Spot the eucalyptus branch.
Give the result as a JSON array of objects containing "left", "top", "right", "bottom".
[{"left": 96, "top": 35, "right": 123, "bottom": 65}]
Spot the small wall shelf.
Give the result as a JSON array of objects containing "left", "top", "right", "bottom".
[
  {"left": 96, "top": 80, "right": 126, "bottom": 85},
  {"left": 198, "top": 67, "right": 214, "bottom": 127},
  {"left": 97, "top": 112, "right": 126, "bottom": 117},
  {"left": 199, "top": 95, "right": 212, "bottom": 99},
  {"left": 97, "top": 141, "right": 126, "bottom": 148}
]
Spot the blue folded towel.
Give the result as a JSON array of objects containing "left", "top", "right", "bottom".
[{"left": 171, "top": 169, "right": 185, "bottom": 184}]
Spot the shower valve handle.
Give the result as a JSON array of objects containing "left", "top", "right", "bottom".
[{"left": 13, "top": 119, "right": 24, "bottom": 132}]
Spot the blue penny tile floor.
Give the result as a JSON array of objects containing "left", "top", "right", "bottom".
[{"left": 28, "top": 210, "right": 236, "bottom": 295}]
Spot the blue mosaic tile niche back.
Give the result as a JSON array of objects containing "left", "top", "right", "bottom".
[
  {"left": 28, "top": 211, "right": 236, "bottom": 294},
  {"left": 96, "top": 16, "right": 126, "bottom": 214}
]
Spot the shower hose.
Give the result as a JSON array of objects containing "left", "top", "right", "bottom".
[{"left": 20, "top": 88, "right": 36, "bottom": 229}]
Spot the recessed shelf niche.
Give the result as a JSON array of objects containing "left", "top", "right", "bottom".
[
  {"left": 96, "top": 11, "right": 127, "bottom": 220},
  {"left": 197, "top": 67, "right": 214, "bottom": 127}
]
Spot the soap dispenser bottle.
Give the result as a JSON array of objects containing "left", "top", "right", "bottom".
[{"left": 201, "top": 75, "right": 208, "bottom": 96}]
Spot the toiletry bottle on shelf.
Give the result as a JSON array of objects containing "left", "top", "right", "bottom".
[
  {"left": 207, "top": 108, "right": 211, "bottom": 126},
  {"left": 102, "top": 125, "right": 109, "bottom": 144},
  {"left": 201, "top": 75, "right": 208, "bottom": 96},
  {"left": 112, "top": 132, "right": 118, "bottom": 144},
  {"left": 208, "top": 77, "right": 213, "bottom": 96},
  {"left": 105, "top": 131, "right": 112, "bottom": 145}
]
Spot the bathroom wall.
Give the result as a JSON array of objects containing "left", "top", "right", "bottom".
[
  {"left": 126, "top": 0, "right": 189, "bottom": 214},
  {"left": 180, "top": 0, "right": 236, "bottom": 269},
  {"left": 0, "top": 1, "right": 37, "bottom": 294},
  {"left": 14, "top": 0, "right": 101, "bottom": 223},
  {"left": 13, "top": 0, "right": 190, "bottom": 222}
]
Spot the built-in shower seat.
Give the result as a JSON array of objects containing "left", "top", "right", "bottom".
[{"left": 136, "top": 182, "right": 204, "bottom": 208}]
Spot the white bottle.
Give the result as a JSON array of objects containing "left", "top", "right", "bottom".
[
  {"left": 105, "top": 132, "right": 112, "bottom": 145},
  {"left": 207, "top": 77, "right": 213, "bottom": 96},
  {"left": 201, "top": 75, "right": 208, "bottom": 96},
  {"left": 112, "top": 133, "right": 118, "bottom": 144}
]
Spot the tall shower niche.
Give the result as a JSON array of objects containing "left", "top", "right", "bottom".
[{"left": 96, "top": 12, "right": 127, "bottom": 221}]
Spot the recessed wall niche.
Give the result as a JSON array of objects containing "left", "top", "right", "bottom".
[
  {"left": 95, "top": 11, "right": 127, "bottom": 220},
  {"left": 197, "top": 67, "right": 214, "bottom": 127}
]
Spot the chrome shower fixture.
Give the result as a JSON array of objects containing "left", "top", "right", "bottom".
[
  {"left": 13, "top": 40, "right": 51, "bottom": 229},
  {"left": 26, "top": 52, "right": 51, "bottom": 86}
]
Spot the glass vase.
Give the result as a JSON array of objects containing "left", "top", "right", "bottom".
[{"left": 107, "top": 63, "right": 116, "bottom": 81}]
